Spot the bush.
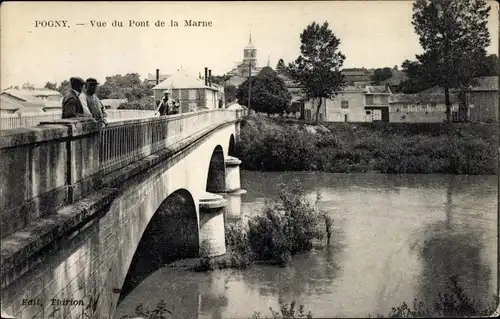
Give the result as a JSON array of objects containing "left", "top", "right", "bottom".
[
  {"left": 252, "top": 300, "right": 313, "bottom": 319},
  {"left": 235, "top": 116, "right": 497, "bottom": 175},
  {"left": 246, "top": 180, "right": 323, "bottom": 266}
]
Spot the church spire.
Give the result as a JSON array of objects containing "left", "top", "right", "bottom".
[
  {"left": 249, "top": 30, "right": 252, "bottom": 44},
  {"left": 267, "top": 54, "right": 270, "bottom": 67}
]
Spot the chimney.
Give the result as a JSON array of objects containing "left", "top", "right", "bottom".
[
  {"left": 208, "top": 69, "right": 212, "bottom": 86},
  {"left": 199, "top": 72, "right": 202, "bottom": 79},
  {"left": 204, "top": 67, "right": 208, "bottom": 86},
  {"left": 156, "top": 69, "right": 160, "bottom": 85}
]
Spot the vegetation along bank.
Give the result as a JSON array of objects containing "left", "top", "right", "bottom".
[{"left": 234, "top": 115, "right": 498, "bottom": 175}]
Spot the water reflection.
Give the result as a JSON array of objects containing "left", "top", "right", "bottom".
[
  {"left": 115, "top": 172, "right": 497, "bottom": 319},
  {"left": 412, "top": 177, "right": 496, "bottom": 313}
]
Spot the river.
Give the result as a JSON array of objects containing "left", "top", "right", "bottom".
[{"left": 115, "top": 171, "right": 498, "bottom": 318}]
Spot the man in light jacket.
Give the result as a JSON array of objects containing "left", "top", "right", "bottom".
[{"left": 79, "top": 78, "right": 108, "bottom": 126}]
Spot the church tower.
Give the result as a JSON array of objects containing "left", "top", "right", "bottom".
[{"left": 243, "top": 31, "right": 257, "bottom": 68}]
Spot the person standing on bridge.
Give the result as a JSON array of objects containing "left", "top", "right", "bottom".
[
  {"left": 79, "top": 78, "right": 108, "bottom": 126},
  {"left": 62, "top": 77, "right": 91, "bottom": 119},
  {"left": 155, "top": 91, "right": 173, "bottom": 116}
]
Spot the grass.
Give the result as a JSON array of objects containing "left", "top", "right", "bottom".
[{"left": 235, "top": 115, "right": 497, "bottom": 175}]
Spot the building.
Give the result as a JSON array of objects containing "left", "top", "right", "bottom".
[
  {"left": 152, "top": 69, "right": 223, "bottom": 112},
  {"left": 379, "top": 66, "right": 408, "bottom": 92},
  {"left": 364, "top": 85, "right": 392, "bottom": 122},
  {"left": 466, "top": 76, "right": 498, "bottom": 123},
  {"left": 341, "top": 68, "right": 372, "bottom": 85},
  {"left": 303, "top": 85, "right": 367, "bottom": 122},
  {"left": 389, "top": 92, "right": 459, "bottom": 123},
  {"left": 0, "top": 89, "right": 49, "bottom": 113},
  {"left": 226, "top": 32, "right": 270, "bottom": 87}
]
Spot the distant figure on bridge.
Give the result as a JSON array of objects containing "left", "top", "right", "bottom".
[
  {"left": 79, "top": 78, "right": 108, "bottom": 126},
  {"left": 155, "top": 92, "right": 173, "bottom": 116},
  {"left": 62, "top": 77, "right": 90, "bottom": 119}
]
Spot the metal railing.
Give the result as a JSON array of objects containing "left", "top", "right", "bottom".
[
  {"left": 0, "top": 109, "right": 157, "bottom": 130},
  {"left": 98, "top": 109, "right": 242, "bottom": 175}
]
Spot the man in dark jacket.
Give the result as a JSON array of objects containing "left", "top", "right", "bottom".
[{"left": 62, "top": 77, "right": 89, "bottom": 119}]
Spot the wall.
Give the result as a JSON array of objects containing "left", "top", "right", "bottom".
[
  {"left": 0, "top": 119, "right": 239, "bottom": 319},
  {"left": 304, "top": 91, "right": 365, "bottom": 122},
  {"left": 468, "top": 91, "right": 498, "bottom": 123},
  {"left": 389, "top": 102, "right": 459, "bottom": 123}
]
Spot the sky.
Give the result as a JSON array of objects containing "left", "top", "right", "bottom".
[{"left": 1, "top": 1, "right": 498, "bottom": 89}]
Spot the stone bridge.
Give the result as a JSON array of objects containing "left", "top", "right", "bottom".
[{"left": 0, "top": 109, "right": 247, "bottom": 319}]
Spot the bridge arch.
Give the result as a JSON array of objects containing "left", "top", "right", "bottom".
[
  {"left": 228, "top": 134, "right": 236, "bottom": 157},
  {"left": 118, "top": 188, "right": 198, "bottom": 303},
  {"left": 206, "top": 145, "right": 226, "bottom": 193}
]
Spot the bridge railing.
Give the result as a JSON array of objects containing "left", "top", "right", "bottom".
[
  {"left": 0, "top": 109, "right": 244, "bottom": 238},
  {"left": 0, "top": 109, "right": 158, "bottom": 130}
]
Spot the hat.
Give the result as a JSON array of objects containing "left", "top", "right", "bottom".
[
  {"left": 70, "top": 77, "right": 85, "bottom": 85},
  {"left": 86, "top": 78, "right": 99, "bottom": 85}
]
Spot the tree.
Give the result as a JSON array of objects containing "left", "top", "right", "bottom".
[
  {"left": 370, "top": 67, "right": 393, "bottom": 83},
  {"left": 44, "top": 81, "right": 57, "bottom": 91},
  {"left": 236, "top": 67, "right": 291, "bottom": 115},
  {"left": 22, "top": 82, "right": 35, "bottom": 90},
  {"left": 276, "top": 59, "right": 287, "bottom": 75},
  {"left": 212, "top": 74, "right": 231, "bottom": 85},
  {"left": 97, "top": 73, "right": 152, "bottom": 101},
  {"left": 411, "top": 0, "right": 491, "bottom": 122},
  {"left": 398, "top": 59, "right": 435, "bottom": 93},
  {"left": 287, "top": 21, "right": 346, "bottom": 123},
  {"left": 224, "top": 85, "right": 237, "bottom": 104},
  {"left": 479, "top": 54, "right": 500, "bottom": 76}
]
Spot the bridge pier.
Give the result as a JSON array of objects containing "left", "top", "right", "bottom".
[
  {"left": 199, "top": 192, "right": 227, "bottom": 257},
  {"left": 224, "top": 156, "right": 247, "bottom": 220}
]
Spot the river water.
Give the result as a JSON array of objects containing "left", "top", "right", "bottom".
[{"left": 115, "top": 171, "right": 498, "bottom": 319}]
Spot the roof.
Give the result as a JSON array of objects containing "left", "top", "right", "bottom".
[
  {"left": 340, "top": 85, "right": 366, "bottom": 93},
  {"left": 469, "top": 76, "right": 498, "bottom": 91},
  {"left": 152, "top": 71, "right": 218, "bottom": 91},
  {"left": 390, "top": 93, "right": 459, "bottom": 104},
  {"left": 0, "top": 95, "right": 21, "bottom": 110},
  {"left": 365, "top": 85, "right": 391, "bottom": 94},
  {"left": 341, "top": 68, "right": 369, "bottom": 76},
  {"left": 1, "top": 89, "right": 43, "bottom": 103}
]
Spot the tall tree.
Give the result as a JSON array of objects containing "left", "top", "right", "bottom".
[
  {"left": 236, "top": 67, "right": 291, "bottom": 115},
  {"left": 412, "top": 0, "right": 491, "bottom": 122},
  {"left": 287, "top": 21, "right": 346, "bottom": 123}
]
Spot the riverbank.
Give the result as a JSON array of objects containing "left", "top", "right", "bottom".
[{"left": 235, "top": 115, "right": 498, "bottom": 175}]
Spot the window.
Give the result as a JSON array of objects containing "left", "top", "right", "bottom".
[
  {"left": 341, "top": 100, "right": 349, "bottom": 109},
  {"left": 431, "top": 103, "right": 437, "bottom": 108},
  {"left": 366, "top": 111, "right": 371, "bottom": 115}
]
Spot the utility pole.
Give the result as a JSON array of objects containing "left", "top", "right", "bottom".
[{"left": 248, "top": 62, "right": 252, "bottom": 111}]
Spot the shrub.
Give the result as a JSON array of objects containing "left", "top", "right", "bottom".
[{"left": 246, "top": 180, "right": 323, "bottom": 265}]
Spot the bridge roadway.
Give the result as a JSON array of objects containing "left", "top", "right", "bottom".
[{"left": 0, "top": 109, "right": 246, "bottom": 319}]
